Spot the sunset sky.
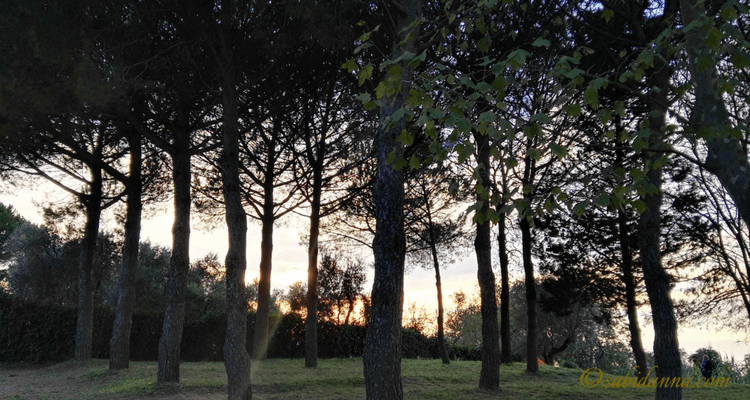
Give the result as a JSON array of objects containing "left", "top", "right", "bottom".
[{"left": 2, "top": 183, "right": 748, "bottom": 363}]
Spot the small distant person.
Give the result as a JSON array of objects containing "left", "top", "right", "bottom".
[{"left": 700, "top": 354, "right": 714, "bottom": 380}]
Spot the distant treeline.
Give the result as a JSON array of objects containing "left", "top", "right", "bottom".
[{"left": 0, "top": 294, "right": 480, "bottom": 363}]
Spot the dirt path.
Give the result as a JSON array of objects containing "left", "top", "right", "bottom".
[
  {"left": 0, "top": 361, "right": 225, "bottom": 400},
  {"left": 0, "top": 360, "right": 97, "bottom": 399}
]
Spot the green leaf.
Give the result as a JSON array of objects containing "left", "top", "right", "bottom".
[
  {"left": 704, "top": 27, "right": 722, "bottom": 51},
  {"left": 392, "top": 108, "right": 407, "bottom": 123},
  {"left": 507, "top": 49, "right": 530, "bottom": 69},
  {"left": 409, "top": 155, "right": 421, "bottom": 170},
  {"left": 479, "top": 111, "right": 497, "bottom": 123},
  {"left": 594, "top": 194, "right": 611, "bottom": 207},
  {"left": 614, "top": 101, "right": 626, "bottom": 117},
  {"left": 398, "top": 129, "right": 414, "bottom": 146},
  {"left": 530, "top": 113, "right": 550, "bottom": 123},
  {"left": 358, "top": 65, "right": 373, "bottom": 86},
  {"left": 632, "top": 199, "right": 648, "bottom": 214},
  {"left": 374, "top": 82, "right": 387, "bottom": 99},
  {"left": 355, "top": 93, "right": 371, "bottom": 103},
  {"left": 572, "top": 201, "right": 587, "bottom": 216},
  {"left": 429, "top": 109, "right": 446, "bottom": 119},
  {"left": 550, "top": 143, "right": 567, "bottom": 160},
  {"left": 564, "top": 68, "right": 585, "bottom": 79},
  {"left": 563, "top": 104, "right": 581, "bottom": 117},
  {"left": 532, "top": 38, "right": 551, "bottom": 48},
  {"left": 720, "top": 4, "right": 738, "bottom": 20},
  {"left": 602, "top": 9, "right": 614, "bottom": 22},
  {"left": 394, "top": 157, "right": 407, "bottom": 171},
  {"left": 342, "top": 59, "right": 359, "bottom": 73},
  {"left": 590, "top": 77, "right": 609, "bottom": 90},
  {"left": 584, "top": 87, "right": 599, "bottom": 108},
  {"left": 629, "top": 167, "right": 645, "bottom": 181}
]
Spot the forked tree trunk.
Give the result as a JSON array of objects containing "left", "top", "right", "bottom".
[
  {"left": 473, "top": 131, "right": 500, "bottom": 389},
  {"left": 109, "top": 131, "right": 143, "bottom": 370},
  {"left": 158, "top": 132, "right": 192, "bottom": 382},
  {"left": 75, "top": 167, "right": 103, "bottom": 362}
]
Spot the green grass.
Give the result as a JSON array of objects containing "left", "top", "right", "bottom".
[{"left": 2, "top": 359, "right": 749, "bottom": 399}]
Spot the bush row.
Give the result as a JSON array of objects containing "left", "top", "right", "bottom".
[{"left": 0, "top": 295, "right": 481, "bottom": 363}]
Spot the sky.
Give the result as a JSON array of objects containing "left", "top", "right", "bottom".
[{"left": 1, "top": 184, "right": 748, "bottom": 364}]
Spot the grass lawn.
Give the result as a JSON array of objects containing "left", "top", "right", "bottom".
[{"left": 1, "top": 358, "right": 748, "bottom": 399}]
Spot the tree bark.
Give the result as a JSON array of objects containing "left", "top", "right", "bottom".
[
  {"left": 520, "top": 215, "right": 538, "bottom": 373},
  {"left": 218, "top": 7, "right": 251, "bottom": 398},
  {"left": 431, "top": 245, "right": 450, "bottom": 365},
  {"left": 253, "top": 210, "right": 274, "bottom": 360},
  {"left": 109, "top": 130, "right": 143, "bottom": 370},
  {"left": 638, "top": 60, "right": 682, "bottom": 400},
  {"left": 75, "top": 167, "right": 102, "bottom": 362},
  {"left": 473, "top": 131, "right": 500, "bottom": 389},
  {"left": 252, "top": 126, "right": 279, "bottom": 361},
  {"left": 364, "top": 96, "right": 406, "bottom": 399},
  {"left": 421, "top": 182, "right": 450, "bottom": 364},
  {"left": 305, "top": 166, "right": 322, "bottom": 368},
  {"left": 158, "top": 130, "right": 192, "bottom": 382},
  {"left": 638, "top": 153, "right": 681, "bottom": 400},
  {"left": 629, "top": 4, "right": 681, "bottom": 398},
  {"left": 617, "top": 207, "right": 648, "bottom": 380},
  {"left": 497, "top": 213, "right": 512, "bottom": 364},
  {"left": 362, "top": 1, "right": 420, "bottom": 398},
  {"left": 428, "top": 222, "right": 450, "bottom": 365}
]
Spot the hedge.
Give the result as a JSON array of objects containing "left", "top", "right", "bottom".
[{"left": 0, "top": 294, "right": 479, "bottom": 363}]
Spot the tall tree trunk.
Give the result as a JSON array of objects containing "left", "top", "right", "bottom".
[
  {"left": 618, "top": 206, "right": 648, "bottom": 380},
  {"left": 519, "top": 215, "right": 538, "bottom": 373},
  {"left": 431, "top": 247, "right": 450, "bottom": 365},
  {"left": 218, "top": 10, "right": 251, "bottom": 398},
  {"left": 428, "top": 227, "right": 450, "bottom": 365},
  {"left": 473, "top": 130, "right": 500, "bottom": 389},
  {"left": 422, "top": 185, "right": 450, "bottom": 364},
  {"left": 638, "top": 150, "right": 681, "bottom": 400},
  {"left": 628, "top": 4, "right": 681, "bottom": 398},
  {"left": 363, "top": 1, "right": 420, "bottom": 398},
  {"left": 253, "top": 210, "right": 274, "bottom": 360},
  {"left": 680, "top": 0, "right": 750, "bottom": 229},
  {"left": 305, "top": 167, "right": 322, "bottom": 368},
  {"left": 497, "top": 213, "right": 512, "bottom": 363},
  {"left": 364, "top": 96, "right": 406, "bottom": 399},
  {"left": 639, "top": 65, "right": 681, "bottom": 400},
  {"left": 109, "top": 131, "right": 143, "bottom": 370},
  {"left": 253, "top": 130, "right": 278, "bottom": 361},
  {"left": 75, "top": 167, "right": 102, "bottom": 362},
  {"left": 158, "top": 132, "right": 192, "bottom": 382}
]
